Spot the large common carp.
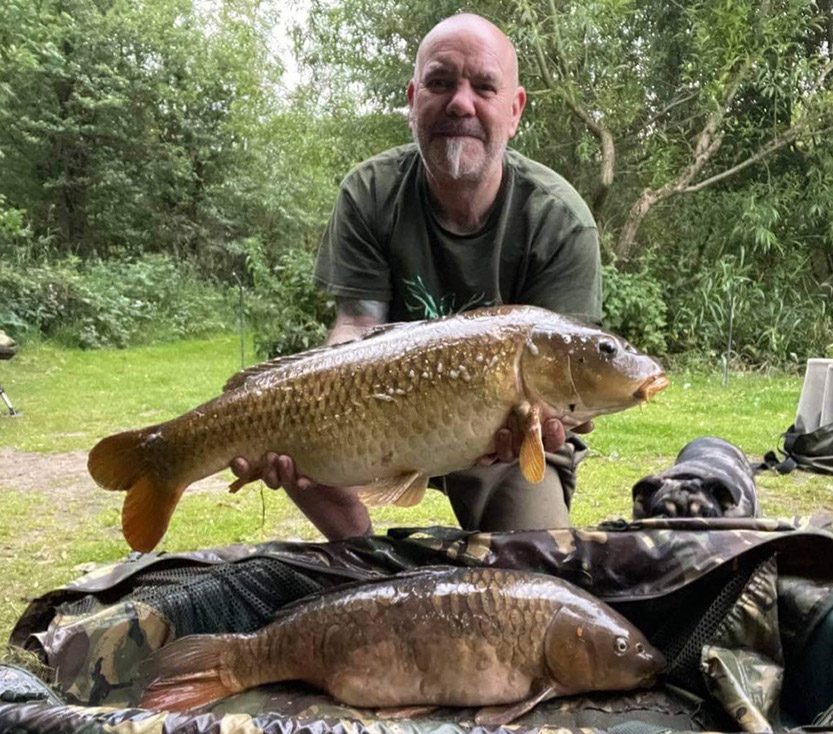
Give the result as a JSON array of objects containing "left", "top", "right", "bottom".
[
  {"left": 88, "top": 306, "right": 668, "bottom": 552},
  {"left": 140, "top": 567, "right": 665, "bottom": 723}
]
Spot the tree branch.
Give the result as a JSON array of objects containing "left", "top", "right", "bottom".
[
  {"left": 625, "top": 90, "right": 700, "bottom": 138},
  {"left": 678, "top": 59, "right": 833, "bottom": 193},
  {"left": 682, "top": 125, "right": 833, "bottom": 192},
  {"left": 529, "top": 30, "right": 615, "bottom": 215}
]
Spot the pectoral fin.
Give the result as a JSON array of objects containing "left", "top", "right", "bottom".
[
  {"left": 474, "top": 685, "right": 556, "bottom": 726},
  {"left": 515, "top": 402, "right": 545, "bottom": 483},
  {"left": 376, "top": 705, "right": 439, "bottom": 720},
  {"left": 356, "top": 472, "right": 429, "bottom": 507}
]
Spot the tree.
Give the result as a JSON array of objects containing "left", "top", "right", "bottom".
[
  {"left": 518, "top": 0, "right": 833, "bottom": 260},
  {"left": 0, "top": 0, "right": 283, "bottom": 260}
]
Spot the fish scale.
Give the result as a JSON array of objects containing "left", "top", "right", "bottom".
[
  {"left": 88, "top": 305, "right": 668, "bottom": 552},
  {"left": 141, "top": 567, "right": 665, "bottom": 723}
]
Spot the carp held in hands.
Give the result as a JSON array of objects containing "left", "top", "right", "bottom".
[
  {"left": 88, "top": 305, "right": 669, "bottom": 551},
  {"left": 140, "top": 566, "right": 665, "bottom": 723}
]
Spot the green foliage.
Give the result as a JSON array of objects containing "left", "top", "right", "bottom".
[
  {"left": 602, "top": 263, "right": 667, "bottom": 355},
  {"left": 0, "top": 0, "right": 831, "bottom": 370},
  {"left": 667, "top": 253, "right": 831, "bottom": 369},
  {"left": 0, "top": 0, "right": 283, "bottom": 260},
  {"left": 232, "top": 238, "right": 334, "bottom": 358},
  {"left": 0, "top": 255, "right": 234, "bottom": 348}
]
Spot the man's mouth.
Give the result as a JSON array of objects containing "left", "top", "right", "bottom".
[{"left": 431, "top": 123, "right": 485, "bottom": 141}]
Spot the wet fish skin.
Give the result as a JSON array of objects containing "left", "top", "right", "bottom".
[
  {"left": 87, "top": 306, "right": 669, "bottom": 552},
  {"left": 140, "top": 567, "right": 665, "bottom": 723}
]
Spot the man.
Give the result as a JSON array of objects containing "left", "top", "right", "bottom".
[{"left": 232, "top": 13, "right": 601, "bottom": 539}]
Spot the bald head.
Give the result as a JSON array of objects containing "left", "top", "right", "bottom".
[
  {"left": 415, "top": 14, "right": 520, "bottom": 88},
  {"left": 407, "top": 12, "right": 526, "bottom": 188}
]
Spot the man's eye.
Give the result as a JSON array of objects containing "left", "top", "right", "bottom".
[
  {"left": 477, "top": 84, "right": 497, "bottom": 94},
  {"left": 426, "top": 78, "right": 449, "bottom": 90}
]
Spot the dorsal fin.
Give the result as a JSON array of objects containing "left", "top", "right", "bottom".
[
  {"left": 223, "top": 344, "right": 338, "bottom": 392},
  {"left": 222, "top": 321, "right": 420, "bottom": 393}
]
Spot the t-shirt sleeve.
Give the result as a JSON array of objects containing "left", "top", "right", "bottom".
[
  {"left": 521, "top": 203, "right": 603, "bottom": 325},
  {"left": 313, "top": 175, "right": 392, "bottom": 302}
]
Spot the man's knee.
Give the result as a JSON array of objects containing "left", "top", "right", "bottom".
[
  {"left": 441, "top": 437, "right": 587, "bottom": 532},
  {"left": 443, "top": 461, "right": 570, "bottom": 532}
]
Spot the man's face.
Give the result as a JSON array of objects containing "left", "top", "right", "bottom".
[{"left": 408, "top": 20, "right": 526, "bottom": 183}]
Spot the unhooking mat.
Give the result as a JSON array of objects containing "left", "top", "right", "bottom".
[{"left": 3, "top": 515, "right": 833, "bottom": 734}]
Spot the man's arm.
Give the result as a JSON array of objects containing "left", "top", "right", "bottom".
[{"left": 326, "top": 298, "right": 389, "bottom": 345}]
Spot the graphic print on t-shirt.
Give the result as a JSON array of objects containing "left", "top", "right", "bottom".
[{"left": 403, "top": 275, "right": 495, "bottom": 320}]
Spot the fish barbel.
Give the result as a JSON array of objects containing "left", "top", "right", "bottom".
[
  {"left": 140, "top": 566, "right": 665, "bottom": 724},
  {"left": 88, "top": 306, "right": 669, "bottom": 552}
]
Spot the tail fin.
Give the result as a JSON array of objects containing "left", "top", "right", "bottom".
[
  {"left": 88, "top": 428, "right": 187, "bottom": 552},
  {"left": 141, "top": 635, "right": 238, "bottom": 712}
]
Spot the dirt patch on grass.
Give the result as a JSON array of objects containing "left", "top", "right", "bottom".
[{"left": 0, "top": 448, "right": 233, "bottom": 502}]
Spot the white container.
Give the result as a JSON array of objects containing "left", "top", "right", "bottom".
[{"left": 796, "top": 358, "right": 833, "bottom": 432}]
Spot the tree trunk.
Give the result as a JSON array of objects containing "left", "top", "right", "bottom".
[{"left": 617, "top": 189, "right": 663, "bottom": 262}]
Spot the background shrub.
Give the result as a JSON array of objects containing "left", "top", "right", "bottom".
[
  {"left": 233, "top": 239, "right": 333, "bottom": 359},
  {"left": 602, "top": 262, "right": 668, "bottom": 355},
  {"left": 0, "top": 255, "right": 234, "bottom": 349}
]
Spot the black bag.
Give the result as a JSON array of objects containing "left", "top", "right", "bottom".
[{"left": 758, "top": 422, "right": 833, "bottom": 475}]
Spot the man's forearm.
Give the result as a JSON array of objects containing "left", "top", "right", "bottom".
[{"left": 326, "top": 297, "right": 389, "bottom": 345}]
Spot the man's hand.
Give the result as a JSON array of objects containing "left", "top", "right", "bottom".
[
  {"left": 229, "top": 453, "right": 316, "bottom": 492},
  {"left": 476, "top": 412, "right": 594, "bottom": 466},
  {"left": 229, "top": 454, "right": 372, "bottom": 540}
]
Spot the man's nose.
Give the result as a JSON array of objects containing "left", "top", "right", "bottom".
[{"left": 445, "top": 80, "right": 476, "bottom": 116}]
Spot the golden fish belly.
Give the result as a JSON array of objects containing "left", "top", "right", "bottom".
[{"left": 167, "top": 327, "right": 524, "bottom": 487}]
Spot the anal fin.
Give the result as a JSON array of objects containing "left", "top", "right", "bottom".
[
  {"left": 122, "top": 476, "right": 187, "bottom": 553},
  {"left": 356, "top": 472, "right": 429, "bottom": 507}
]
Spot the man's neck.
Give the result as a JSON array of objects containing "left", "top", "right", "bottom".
[{"left": 425, "top": 163, "right": 504, "bottom": 235}]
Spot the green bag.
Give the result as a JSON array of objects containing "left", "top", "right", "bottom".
[{"left": 759, "top": 422, "right": 833, "bottom": 476}]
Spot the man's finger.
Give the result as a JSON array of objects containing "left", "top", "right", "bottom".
[
  {"left": 259, "top": 452, "right": 282, "bottom": 489},
  {"left": 295, "top": 476, "right": 316, "bottom": 491},
  {"left": 542, "top": 418, "right": 566, "bottom": 453},
  {"left": 495, "top": 428, "right": 514, "bottom": 463},
  {"left": 229, "top": 456, "right": 249, "bottom": 479}
]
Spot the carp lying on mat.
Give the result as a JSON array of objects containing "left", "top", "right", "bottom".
[
  {"left": 141, "top": 567, "right": 665, "bottom": 724},
  {"left": 88, "top": 305, "right": 669, "bottom": 552}
]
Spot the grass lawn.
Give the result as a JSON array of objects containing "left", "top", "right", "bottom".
[{"left": 0, "top": 333, "right": 831, "bottom": 645}]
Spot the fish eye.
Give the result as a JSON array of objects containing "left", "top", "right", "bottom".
[
  {"left": 614, "top": 636, "right": 629, "bottom": 654},
  {"left": 599, "top": 339, "right": 617, "bottom": 356}
]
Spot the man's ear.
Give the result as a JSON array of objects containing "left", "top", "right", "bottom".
[
  {"left": 509, "top": 86, "right": 527, "bottom": 138},
  {"left": 407, "top": 79, "right": 416, "bottom": 106}
]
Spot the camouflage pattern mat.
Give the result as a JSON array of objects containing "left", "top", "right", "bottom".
[{"left": 4, "top": 515, "right": 833, "bottom": 734}]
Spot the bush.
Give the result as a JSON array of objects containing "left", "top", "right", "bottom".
[
  {"left": 602, "top": 263, "right": 668, "bottom": 355},
  {"left": 0, "top": 255, "right": 234, "bottom": 348},
  {"left": 665, "top": 250, "right": 833, "bottom": 370},
  {"left": 234, "top": 238, "right": 333, "bottom": 358}
]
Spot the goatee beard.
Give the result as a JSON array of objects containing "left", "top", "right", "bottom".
[{"left": 445, "top": 138, "right": 465, "bottom": 179}]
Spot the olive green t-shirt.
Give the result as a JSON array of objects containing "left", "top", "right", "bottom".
[{"left": 314, "top": 143, "right": 602, "bottom": 324}]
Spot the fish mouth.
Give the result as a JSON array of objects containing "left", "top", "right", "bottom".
[
  {"left": 651, "top": 647, "right": 668, "bottom": 673},
  {"left": 634, "top": 374, "right": 670, "bottom": 402}
]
